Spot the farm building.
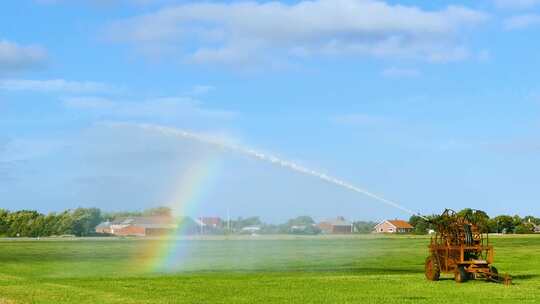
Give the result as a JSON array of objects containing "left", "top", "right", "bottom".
[
  {"left": 95, "top": 221, "right": 112, "bottom": 234},
  {"left": 535, "top": 225, "right": 540, "bottom": 233},
  {"left": 96, "top": 216, "right": 177, "bottom": 236},
  {"left": 318, "top": 217, "right": 353, "bottom": 234},
  {"left": 195, "top": 217, "right": 224, "bottom": 234},
  {"left": 197, "top": 217, "right": 222, "bottom": 228},
  {"left": 374, "top": 220, "right": 414, "bottom": 234}
]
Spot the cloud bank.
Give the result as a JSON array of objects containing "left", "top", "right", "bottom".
[{"left": 107, "top": 0, "right": 488, "bottom": 67}]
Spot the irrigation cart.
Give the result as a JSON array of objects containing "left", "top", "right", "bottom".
[{"left": 424, "top": 209, "right": 512, "bottom": 285}]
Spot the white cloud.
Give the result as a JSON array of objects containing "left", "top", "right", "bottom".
[
  {"left": 63, "top": 96, "right": 238, "bottom": 121},
  {"left": 494, "top": 0, "right": 540, "bottom": 10},
  {"left": 107, "top": 0, "right": 488, "bottom": 67},
  {"left": 504, "top": 14, "right": 540, "bottom": 29},
  {"left": 0, "top": 40, "right": 47, "bottom": 73},
  {"left": 0, "top": 79, "right": 120, "bottom": 94},
  {"left": 381, "top": 67, "right": 420, "bottom": 78}
]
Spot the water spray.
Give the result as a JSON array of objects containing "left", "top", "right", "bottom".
[{"left": 116, "top": 122, "right": 427, "bottom": 220}]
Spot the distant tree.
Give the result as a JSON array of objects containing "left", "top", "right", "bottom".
[
  {"left": 352, "top": 221, "right": 377, "bottom": 234},
  {"left": 286, "top": 216, "right": 315, "bottom": 227},
  {"left": 284, "top": 215, "right": 321, "bottom": 235},
  {"left": 260, "top": 224, "right": 280, "bottom": 234},
  {"left": 70, "top": 208, "right": 103, "bottom": 236},
  {"left": 414, "top": 220, "right": 429, "bottom": 235},
  {"left": 523, "top": 216, "right": 540, "bottom": 225},
  {"left": 56, "top": 210, "right": 75, "bottom": 235},
  {"left": 408, "top": 215, "right": 423, "bottom": 228},
  {"left": 281, "top": 216, "right": 320, "bottom": 235},
  {"left": 6, "top": 210, "right": 42, "bottom": 237},
  {"left": 513, "top": 215, "right": 523, "bottom": 229},
  {"left": 40, "top": 213, "right": 61, "bottom": 236},
  {"left": 0, "top": 209, "right": 9, "bottom": 236},
  {"left": 101, "top": 210, "right": 142, "bottom": 220},
  {"left": 515, "top": 222, "right": 535, "bottom": 234},
  {"left": 142, "top": 207, "right": 173, "bottom": 217},
  {"left": 231, "top": 217, "right": 262, "bottom": 231},
  {"left": 408, "top": 215, "right": 437, "bottom": 235},
  {"left": 102, "top": 206, "right": 172, "bottom": 221},
  {"left": 490, "top": 215, "right": 515, "bottom": 233},
  {"left": 457, "top": 209, "right": 490, "bottom": 232}
]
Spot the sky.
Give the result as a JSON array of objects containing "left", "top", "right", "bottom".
[{"left": 1, "top": 0, "right": 539, "bottom": 222}]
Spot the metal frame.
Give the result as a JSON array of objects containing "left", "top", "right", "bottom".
[{"left": 425, "top": 209, "right": 511, "bottom": 285}]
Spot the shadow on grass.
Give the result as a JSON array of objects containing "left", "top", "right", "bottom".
[{"left": 511, "top": 274, "right": 538, "bottom": 281}]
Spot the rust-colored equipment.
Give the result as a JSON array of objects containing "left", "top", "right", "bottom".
[{"left": 425, "top": 209, "right": 512, "bottom": 285}]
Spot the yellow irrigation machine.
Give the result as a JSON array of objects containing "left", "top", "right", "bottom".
[{"left": 424, "top": 209, "right": 512, "bottom": 285}]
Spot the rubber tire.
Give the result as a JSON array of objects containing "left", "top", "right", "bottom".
[
  {"left": 489, "top": 266, "right": 499, "bottom": 281},
  {"left": 425, "top": 255, "right": 440, "bottom": 281},
  {"left": 455, "top": 266, "right": 469, "bottom": 283}
]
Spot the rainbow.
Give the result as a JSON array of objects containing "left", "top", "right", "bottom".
[{"left": 138, "top": 153, "right": 223, "bottom": 273}]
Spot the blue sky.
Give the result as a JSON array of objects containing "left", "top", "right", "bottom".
[{"left": 1, "top": 0, "right": 539, "bottom": 222}]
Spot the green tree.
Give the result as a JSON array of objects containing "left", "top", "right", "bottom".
[
  {"left": 523, "top": 216, "right": 540, "bottom": 225},
  {"left": 0, "top": 209, "right": 9, "bottom": 236},
  {"left": 352, "top": 221, "right": 377, "bottom": 234},
  {"left": 232, "top": 217, "right": 262, "bottom": 230},
  {"left": 515, "top": 222, "right": 535, "bottom": 234},
  {"left": 70, "top": 208, "right": 103, "bottom": 236},
  {"left": 284, "top": 216, "right": 321, "bottom": 235},
  {"left": 286, "top": 216, "right": 315, "bottom": 226},
  {"left": 6, "top": 210, "right": 42, "bottom": 237},
  {"left": 457, "top": 209, "right": 490, "bottom": 232},
  {"left": 490, "top": 215, "right": 515, "bottom": 233},
  {"left": 142, "top": 206, "right": 173, "bottom": 217},
  {"left": 408, "top": 215, "right": 436, "bottom": 235}
]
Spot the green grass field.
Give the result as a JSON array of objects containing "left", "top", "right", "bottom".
[{"left": 0, "top": 235, "right": 539, "bottom": 303}]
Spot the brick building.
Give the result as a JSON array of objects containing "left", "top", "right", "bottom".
[
  {"left": 317, "top": 216, "right": 353, "bottom": 234},
  {"left": 96, "top": 216, "right": 177, "bottom": 236}
]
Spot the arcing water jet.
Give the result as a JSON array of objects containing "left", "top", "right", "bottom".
[{"left": 116, "top": 122, "right": 423, "bottom": 218}]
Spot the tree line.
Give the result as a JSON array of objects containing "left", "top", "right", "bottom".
[
  {"left": 0, "top": 208, "right": 102, "bottom": 237},
  {"left": 195, "top": 215, "right": 377, "bottom": 235},
  {"left": 0, "top": 207, "right": 377, "bottom": 237},
  {"left": 409, "top": 208, "right": 540, "bottom": 235},
  {"left": 0, "top": 206, "right": 537, "bottom": 237},
  {"left": 0, "top": 207, "right": 173, "bottom": 237}
]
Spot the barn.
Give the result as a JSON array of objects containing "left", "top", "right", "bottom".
[
  {"left": 96, "top": 216, "right": 177, "bottom": 236},
  {"left": 374, "top": 220, "right": 414, "bottom": 234},
  {"left": 318, "top": 217, "right": 353, "bottom": 234}
]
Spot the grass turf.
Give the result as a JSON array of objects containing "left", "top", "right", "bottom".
[{"left": 0, "top": 235, "right": 539, "bottom": 303}]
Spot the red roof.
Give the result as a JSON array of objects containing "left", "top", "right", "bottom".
[{"left": 387, "top": 220, "right": 414, "bottom": 229}]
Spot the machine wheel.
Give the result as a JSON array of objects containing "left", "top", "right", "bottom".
[
  {"left": 455, "top": 266, "right": 469, "bottom": 283},
  {"left": 488, "top": 266, "right": 499, "bottom": 280},
  {"left": 425, "top": 255, "right": 440, "bottom": 281}
]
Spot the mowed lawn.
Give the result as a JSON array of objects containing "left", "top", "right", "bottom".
[{"left": 0, "top": 235, "right": 539, "bottom": 303}]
